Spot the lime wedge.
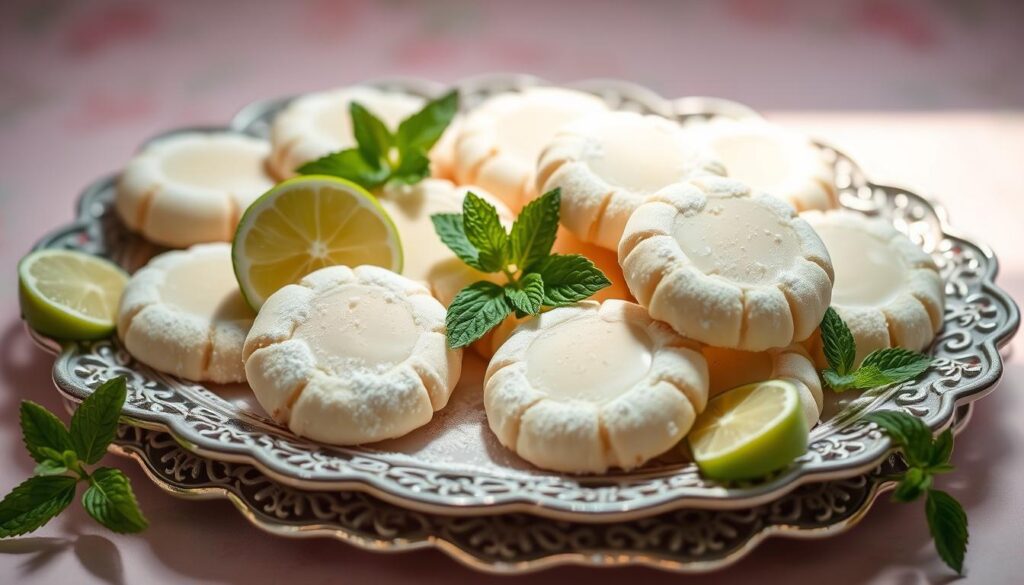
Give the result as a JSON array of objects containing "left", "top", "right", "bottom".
[
  {"left": 232, "top": 175, "right": 403, "bottom": 309},
  {"left": 18, "top": 249, "right": 128, "bottom": 340},
  {"left": 688, "top": 379, "right": 809, "bottom": 481}
]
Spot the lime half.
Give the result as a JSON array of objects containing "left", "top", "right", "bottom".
[
  {"left": 232, "top": 175, "right": 403, "bottom": 309},
  {"left": 688, "top": 379, "right": 809, "bottom": 481},
  {"left": 18, "top": 249, "right": 128, "bottom": 340}
]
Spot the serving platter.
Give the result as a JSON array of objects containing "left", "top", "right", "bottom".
[
  {"left": 32, "top": 75, "right": 1019, "bottom": 521},
  {"left": 100, "top": 407, "right": 973, "bottom": 573}
]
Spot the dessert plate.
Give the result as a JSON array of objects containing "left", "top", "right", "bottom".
[
  {"left": 102, "top": 406, "right": 972, "bottom": 573},
  {"left": 31, "top": 75, "right": 1019, "bottom": 521}
]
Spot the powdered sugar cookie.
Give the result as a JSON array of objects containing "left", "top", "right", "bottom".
[
  {"left": 702, "top": 345, "right": 822, "bottom": 428},
  {"left": 117, "top": 243, "right": 254, "bottom": 383},
  {"left": 538, "top": 111, "right": 724, "bottom": 250},
  {"left": 116, "top": 132, "right": 274, "bottom": 248},
  {"left": 619, "top": 177, "right": 834, "bottom": 351},
  {"left": 803, "top": 210, "right": 943, "bottom": 366},
  {"left": 243, "top": 265, "right": 461, "bottom": 445},
  {"left": 268, "top": 86, "right": 424, "bottom": 179},
  {"left": 684, "top": 118, "right": 836, "bottom": 211},
  {"left": 484, "top": 300, "right": 708, "bottom": 473},
  {"left": 453, "top": 87, "right": 609, "bottom": 210}
]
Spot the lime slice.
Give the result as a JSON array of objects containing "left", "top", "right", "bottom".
[
  {"left": 232, "top": 175, "right": 403, "bottom": 309},
  {"left": 688, "top": 379, "right": 809, "bottom": 481},
  {"left": 18, "top": 249, "right": 128, "bottom": 340}
]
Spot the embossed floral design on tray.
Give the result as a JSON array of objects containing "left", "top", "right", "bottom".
[{"left": 34, "top": 75, "right": 1019, "bottom": 521}]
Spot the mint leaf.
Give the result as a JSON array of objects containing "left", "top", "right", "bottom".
[
  {"left": 929, "top": 429, "right": 954, "bottom": 469},
  {"left": 0, "top": 475, "right": 77, "bottom": 537},
  {"left": 445, "top": 281, "right": 510, "bottom": 349},
  {"left": 926, "top": 489, "right": 969, "bottom": 575},
  {"left": 82, "top": 467, "right": 148, "bottom": 534},
  {"left": 860, "top": 347, "right": 932, "bottom": 384},
  {"left": 350, "top": 102, "right": 393, "bottom": 167},
  {"left": 820, "top": 307, "right": 856, "bottom": 375},
  {"left": 390, "top": 149, "right": 431, "bottom": 185},
  {"left": 296, "top": 148, "right": 390, "bottom": 188},
  {"left": 33, "top": 460, "right": 69, "bottom": 477},
  {"left": 431, "top": 213, "right": 482, "bottom": 270},
  {"left": 20, "top": 401, "right": 73, "bottom": 465},
  {"left": 462, "top": 192, "right": 508, "bottom": 272},
  {"left": 892, "top": 467, "right": 931, "bottom": 502},
  {"left": 866, "top": 410, "right": 934, "bottom": 468},
  {"left": 70, "top": 377, "right": 127, "bottom": 465},
  {"left": 509, "top": 188, "right": 560, "bottom": 272},
  {"left": 533, "top": 254, "right": 611, "bottom": 306},
  {"left": 395, "top": 89, "right": 458, "bottom": 154},
  {"left": 505, "top": 273, "right": 544, "bottom": 316},
  {"left": 822, "top": 369, "right": 856, "bottom": 391}
]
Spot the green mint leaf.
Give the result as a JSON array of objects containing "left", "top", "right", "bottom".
[
  {"left": 865, "top": 410, "right": 934, "bottom": 468},
  {"left": 0, "top": 475, "right": 77, "bottom": 537},
  {"left": 926, "top": 489, "right": 968, "bottom": 575},
  {"left": 849, "top": 365, "right": 897, "bottom": 388},
  {"left": 390, "top": 148, "right": 431, "bottom": 185},
  {"left": 395, "top": 89, "right": 458, "bottom": 154},
  {"left": 445, "top": 281, "right": 511, "bottom": 349},
  {"left": 929, "top": 429, "right": 954, "bottom": 468},
  {"left": 820, "top": 307, "right": 856, "bottom": 375},
  {"left": 20, "top": 401, "right": 73, "bottom": 465},
  {"left": 509, "top": 188, "right": 560, "bottom": 272},
  {"left": 82, "top": 467, "right": 148, "bottom": 534},
  {"left": 350, "top": 101, "right": 393, "bottom": 167},
  {"left": 504, "top": 273, "right": 544, "bottom": 316},
  {"left": 296, "top": 148, "right": 390, "bottom": 189},
  {"left": 533, "top": 254, "right": 611, "bottom": 306},
  {"left": 70, "top": 377, "right": 127, "bottom": 465},
  {"left": 892, "top": 467, "right": 931, "bottom": 502},
  {"left": 33, "top": 460, "right": 69, "bottom": 477},
  {"left": 462, "top": 192, "right": 508, "bottom": 273},
  {"left": 860, "top": 347, "right": 933, "bottom": 384},
  {"left": 430, "top": 213, "right": 482, "bottom": 271},
  {"left": 822, "top": 369, "right": 856, "bottom": 391}
]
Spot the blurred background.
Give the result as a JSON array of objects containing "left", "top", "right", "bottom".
[{"left": 1, "top": 1, "right": 1022, "bottom": 583}]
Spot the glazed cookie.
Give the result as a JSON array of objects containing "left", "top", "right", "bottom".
[
  {"left": 702, "top": 345, "right": 823, "bottom": 428},
  {"left": 803, "top": 210, "right": 944, "bottom": 366},
  {"left": 619, "top": 177, "right": 834, "bottom": 351},
  {"left": 116, "top": 132, "right": 274, "bottom": 248},
  {"left": 452, "top": 87, "right": 609, "bottom": 210},
  {"left": 117, "top": 243, "right": 254, "bottom": 383},
  {"left": 538, "top": 111, "right": 724, "bottom": 250},
  {"left": 683, "top": 118, "right": 837, "bottom": 212},
  {"left": 243, "top": 265, "right": 461, "bottom": 445},
  {"left": 268, "top": 86, "right": 424, "bottom": 179},
  {"left": 484, "top": 300, "right": 708, "bottom": 473}
]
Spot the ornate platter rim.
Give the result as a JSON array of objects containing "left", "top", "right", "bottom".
[{"left": 35, "top": 74, "right": 1020, "bottom": 521}]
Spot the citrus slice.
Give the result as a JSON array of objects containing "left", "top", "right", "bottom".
[
  {"left": 18, "top": 249, "right": 128, "bottom": 340},
  {"left": 688, "top": 379, "right": 809, "bottom": 481},
  {"left": 232, "top": 175, "right": 403, "bottom": 309}
]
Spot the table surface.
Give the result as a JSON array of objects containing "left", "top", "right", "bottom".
[{"left": 1, "top": 1, "right": 1022, "bottom": 583}]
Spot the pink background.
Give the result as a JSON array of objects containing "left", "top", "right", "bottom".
[{"left": 1, "top": 0, "right": 1022, "bottom": 583}]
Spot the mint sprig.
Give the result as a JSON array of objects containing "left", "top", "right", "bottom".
[
  {"left": 297, "top": 89, "right": 458, "bottom": 189},
  {"left": 819, "top": 307, "right": 933, "bottom": 391},
  {"left": 432, "top": 188, "right": 611, "bottom": 348},
  {"left": 0, "top": 377, "right": 148, "bottom": 537},
  {"left": 867, "top": 411, "right": 968, "bottom": 574}
]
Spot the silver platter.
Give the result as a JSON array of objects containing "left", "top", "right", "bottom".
[
  {"left": 33, "top": 75, "right": 1019, "bottom": 521},
  {"left": 103, "top": 407, "right": 972, "bottom": 573}
]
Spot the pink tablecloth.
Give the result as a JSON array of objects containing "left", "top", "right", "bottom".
[{"left": 1, "top": 1, "right": 1022, "bottom": 583}]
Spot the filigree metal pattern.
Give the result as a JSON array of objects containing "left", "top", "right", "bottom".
[{"left": 37, "top": 76, "right": 1019, "bottom": 520}]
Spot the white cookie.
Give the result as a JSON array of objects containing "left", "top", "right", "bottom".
[
  {"left": 683, "top": 118, "right": 837, "bottom": 212},
  {"left": 452, "top": 87, "right": 609, "bottom": 210},
  {"left": 268, "top": 86, "right": 424, "bottom": 179},
  {"left": 619, "top": 177, "right": 834, "bottom": 351},
  {"left": 702, "top": 345, "right": 823, "bottom": 428},
  {"left": 484, "top": 300, "right": 708, "bottom": 473},
  {"left": 116, "top": 132, "right": 274, "bottom": 248},
  {"left": 243, "top": 265, "right": 461, "bottom": 445},
  {"left": 803, "top": 210, "right": 944, "bottom": 366},
  {"left": 538, "top": 111, "right": 724, "bottom": 250},
  {"left": 117, "top": 243, "right": 254, "bottom": 383}
]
